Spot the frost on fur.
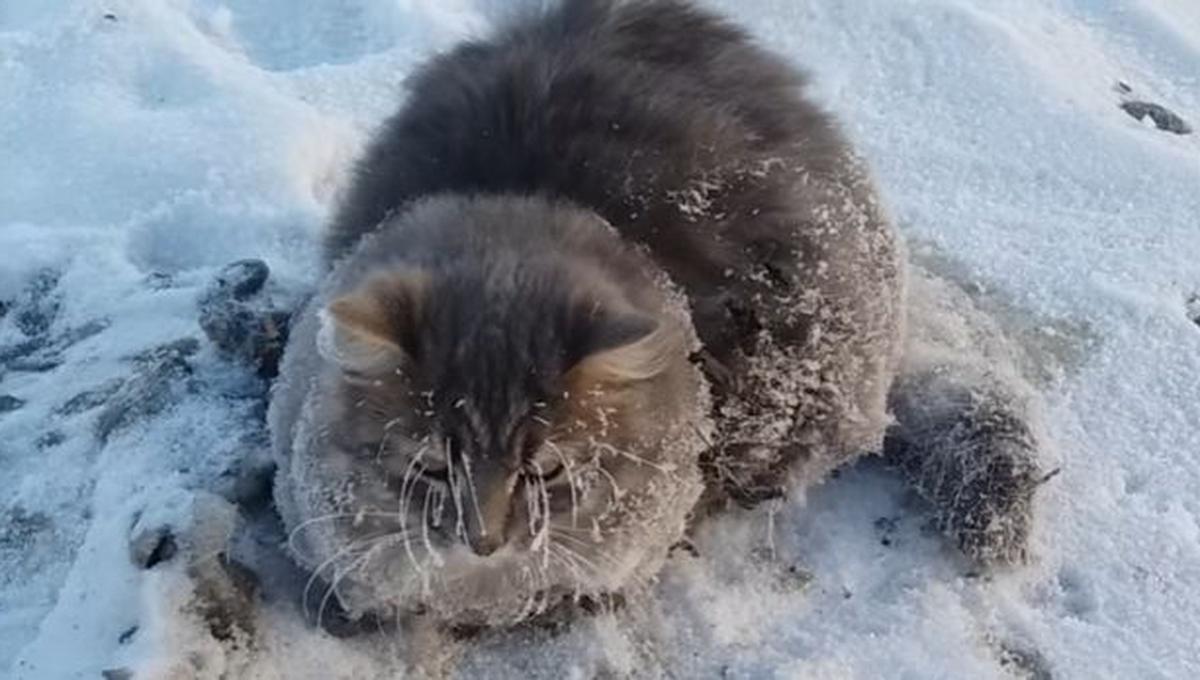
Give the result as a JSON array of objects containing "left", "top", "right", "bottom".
[
  {"left": 886, "top": 268, "right": 1054, "bottom": 566},
  {"left": 885, "top": 369, "right": 1045, "bottom": 565}
]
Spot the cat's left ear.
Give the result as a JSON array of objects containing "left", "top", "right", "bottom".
[{"left": 317, "top": 269, "right": 427, "bottom": 375}]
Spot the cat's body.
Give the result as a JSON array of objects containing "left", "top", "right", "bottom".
[
  {"left": 270, "top": 0, "right": 1041, "bottom": 630},
  {"left": 325, "top": 0, "right": 905, "bottom": 503}
]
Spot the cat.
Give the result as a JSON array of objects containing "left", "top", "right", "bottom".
[{"left": 269, "top": 0, "right": 1045, "bottom": 630}]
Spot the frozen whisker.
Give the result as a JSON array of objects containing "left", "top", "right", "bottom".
[
  {"left": 398, "top": 447, "right": 431, "bottom": 586},
  {"left": 420, "top": 483, "right": 444, "bottom": 569},
  {"left": 546, "top": 440, "right": 581, "bottom": 529},
  {"left": 374, "top": 416, "right": 407, "bottom": 461},
  {"left": 594, "top": 441, "right": 677, "bottom": 476},
  {"left": 591, "top": 463, "right": 625, "bottom": 503},
  {"left": 302, "top": 533, "right": 388, "bottom": 624},
  {"left": 286, "top": 511, "right": 405, "bottom": 559},
  {"left": 316, "top": 545, "right": 373, "bottom": 632},
  {"left": 459, "top": 447, "right": 488, "bottom": 539},
  {"left": 447, "top": 455, "right": 467, "bottom": 543},
  {"left": 549, "top": 530, "right": 639, "bottom": 590}
]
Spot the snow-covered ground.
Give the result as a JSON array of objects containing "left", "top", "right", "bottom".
[{"left": 2, "top": 0, "right": 1198, "bottom": 677}]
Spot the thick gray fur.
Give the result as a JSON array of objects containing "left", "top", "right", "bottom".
[{"left": 271, "top": 0, "right": 1045, "bottom": 630}]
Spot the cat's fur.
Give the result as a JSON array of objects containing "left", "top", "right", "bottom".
[{"left": 270, "top": 0, "right": 1041, "bottom": 629}]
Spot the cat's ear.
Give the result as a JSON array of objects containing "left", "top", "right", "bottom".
[
  {"left": 317, "top": 270, "right": 428, "bottom": 375},
  {"left": 568, "top": 312, "right": 679, "bottom": 384}
]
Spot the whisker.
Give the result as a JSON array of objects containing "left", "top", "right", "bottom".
[
  {"left": 545, "top": 440, "right": 580, "bottom": 529},
  {"left": 374, "top": 415, "right": 407, "bottom": 462},
  {"left": 398, "top": 446, "right": 430, "bottom": 588},
  {"left": 316, "top": 531, "right": 407, "bottom": 632},
  {"left": 594, "top": 441, "right": 676, "bottom": 476},
  {"left": 551, "top": 531, "right": 649, "bottom": 592},
  {"left": 302, "top": 534, "right": 386, "bottom": 624},
  {"left": 591, "top": 462, "right": 625, "bottom": 504},
  {"left": 420, "top": 483, "right": 443, "bottom": 568},
  {"left": 460, "top": 446, "right": 488, "bottom": 539},
  {"left": 287, "top": 511, "right": 404, "bottom": 560},
  {"left": 446, "top": 443, "right": 467, "bottom": 542}
]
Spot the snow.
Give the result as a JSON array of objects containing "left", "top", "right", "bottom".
[{"left": 2, "top": 0, "right": 1198, "bottom": 678}]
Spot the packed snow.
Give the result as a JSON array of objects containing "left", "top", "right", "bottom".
[{"left": 1, "top": 0, "right": 1198, "bottom": 678}]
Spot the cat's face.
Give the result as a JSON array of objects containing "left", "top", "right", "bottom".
[{"left": 309, "top": 256, "right": 705, "bottom": 621}]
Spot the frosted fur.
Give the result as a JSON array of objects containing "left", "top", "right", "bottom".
[
  {"left": 271, "top": 197, "right": 713, "bottom": 625},
  {"left": 886, "top": 269, "right": 1048, "bottom": 565},
  {"left": 269, "top": 0, "right": 1038, "bottom": 632}
]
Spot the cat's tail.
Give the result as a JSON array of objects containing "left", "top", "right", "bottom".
[{"left": 884, "top": 268, "right": 1055, "bottom": 566}]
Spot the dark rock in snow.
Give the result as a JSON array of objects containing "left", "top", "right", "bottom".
[
  {"left": 1120, "top": 100, "right": 1192, "bottom": 135},
  {"left": 214, "top": 259, "right": 271, "bottom": 300},
  {"left": 118, "top": 625, "right": 139, "bottom": 645},
  {"left": 55, "top": 378, "right": 126, "bottom": 416},
  {"left": 11, "top": 269, "right": 62, "bottom": 338},
  {"left": 1, "top": 318, "right": 110, "bottom": 375},
  {"left": 143, "top": 271, "right": 175, "bottom": 290},
  {"left": 995, "top": 641, "right": 1055, "bottom": 680},
  {"left": 199, "top": 259, "right": 292, "bottom": 379},
  {"left": 97, "top": 338, "right": 196, "bottom": 441},
  {"left": 0, "top": 395, "right": 26, "bottom": 413},
  {"left": 130, "top": 525, "right": 178, "bottom": 569},
  {"left": 36, "top": 431, "right": 66, "bottom": 449},
  {"left": 129, "top": 337, "right": 200, "bottom": 365}
]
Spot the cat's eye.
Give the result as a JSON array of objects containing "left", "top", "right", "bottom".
[
  {"left": 526, "top": 448, "right": 566, "bottom": 483},
  {"left": 419, "top": 464, "right": 449, "bottom": 485},
  {"left": 416, "top": 452, "right": 450, "bottom": 484}
]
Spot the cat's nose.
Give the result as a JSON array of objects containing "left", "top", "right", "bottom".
[
  {"left": 467, "top": 531, "right": 505, "bottom": 557},
  {"left": 461, "top": 465, "right": 515, "bottom": 557}
]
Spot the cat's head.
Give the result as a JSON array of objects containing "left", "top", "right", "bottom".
[{"left": 305, "top": 199, "right": 708, "bottom": 623}]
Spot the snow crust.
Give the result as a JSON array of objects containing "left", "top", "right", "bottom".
[{"left": 2, "top": 0, "right": 1198, "bottom": 677}]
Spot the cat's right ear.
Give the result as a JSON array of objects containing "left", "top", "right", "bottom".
[{"left": 316, "top": 270, "right": 427, "bottom": 376}]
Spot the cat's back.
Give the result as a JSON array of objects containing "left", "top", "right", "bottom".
[
  {"left": 325, "top": 0, "right": 843, "bottom": 267},
  {"left": 325, "top": 0, "right": 905, "bottom": 501}
]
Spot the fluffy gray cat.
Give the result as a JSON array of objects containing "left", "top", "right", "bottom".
[{"left": 269, "top": 0, "right": 1045, "bottom": 630}]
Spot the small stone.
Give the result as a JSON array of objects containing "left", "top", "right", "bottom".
[
  {"left": 215, "top": 259, "right": 270, "bottom": 301},
  {"left": 1120, "top": 100, "right": 1192, "bottom": 135},
  {"left": 118, "top": 625, "right": 138, "bottom": 644},
  {"left": 98, "top": 339, "right": 195, "bottom": 442},
  {"left": 996, "top": 642, "right": 1054, "bottom": 680},
  {"left": 129, "top": 526, "right": 178, "bottom": 569},
  {"left": 129, "top": 337, "right": 200, "bottom": 365},
  {"left": 0, "top": 395, "right": 25, "bottom": 413},
  {"left": 0, "top": 319, "right": 108, "bottom": 375},
  {"left": 11, "top": 269, "right": 62, "bottom": 338},
  {"left": 143, "top": 271, "right": 174, "bottom": 290},
  {"left": 36, "top": 431, "right": 66, "bottom": 449}
]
